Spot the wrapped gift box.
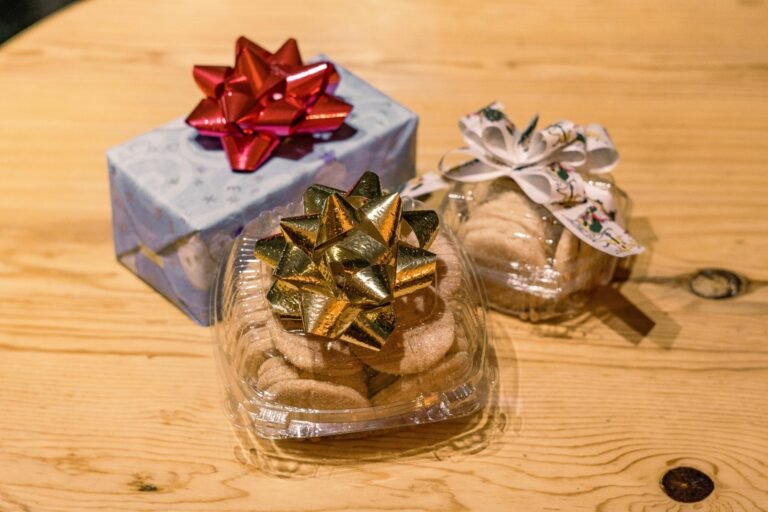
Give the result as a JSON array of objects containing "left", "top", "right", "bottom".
[{"left": 107, "top": 59, "right": 418, "bottom": 325}]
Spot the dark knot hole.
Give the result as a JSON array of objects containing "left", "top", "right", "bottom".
[{"left": 661, "top": 466, "right": 714, "bottom": 503}]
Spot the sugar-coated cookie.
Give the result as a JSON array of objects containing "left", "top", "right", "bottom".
[
  {"left": 254, "top": 355, "right": 369, "bottom": 397},
  {"left": 391, "top": 286, "right": 438, "bottom": 325},
  {"left": 588, "top": 251, "right": 616, "bottom": 288},
  {"left": 371, "top": 351, "right": 471, "bottom": 406},
  {"left": 298, "top": 369, "right": 369, "bottom": 397},
  {"left": 352, "top": 290, "right": 455, "bottom": 375},
  {"left": 256, "top": 355, "right": 300, "bottom": 389},
  {"left": 267, "top": 313, "right": 365, "bottom": 377},
  {"left": 457, "top": 187, "right": 557, "bottom": 271},
  {"left": 237, "top": 323, "right": 274, "bottom": 379},
  {"left": 447, "top": 319, "right": 470, "bottom": 355},
  {"left": 460, "top": 223, "right": 548, "bottom": 270},
  {"left": 554, "top": 229, "right": 615, "bottom": 292},
  {"left": 457, "top": 187, "right": 619, "bottom": 318},
  {"left": 266, "top": 379, "right": 370, "bottom": 410},
  {"left": 460, "top": 189, "right": 554, "bottom": 239},
  {"left": 429, "top": 234, "right": 464, "bottom": 299}
]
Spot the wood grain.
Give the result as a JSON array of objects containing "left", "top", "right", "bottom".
[{"left": 1, "top": 0, "right": 767, "bottom": 510}]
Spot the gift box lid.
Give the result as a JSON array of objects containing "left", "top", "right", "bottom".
[{"left": 107, "top": 58, "right": 418, "bottom": 256}]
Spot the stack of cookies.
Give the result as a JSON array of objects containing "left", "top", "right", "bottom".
[
  {"left": 231, "top": 233, "right": 475, "bottom": 411},
  {"left": 453, "top": 178, "right": 616, "bottom": 320}
]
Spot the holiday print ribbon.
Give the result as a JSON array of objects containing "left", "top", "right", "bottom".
[
  {"left": 438, "top": 103, "right": 644, "bottom": 257},
  {"left": 254, "top": 172, "right": 439, "bottom": 351},
  {"left": 186, "top": 37, "right": 352, "bottom": 172}
]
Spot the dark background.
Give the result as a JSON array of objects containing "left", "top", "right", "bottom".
[{"left": 0, "top": 0, "right": 75, "bottom": 43}]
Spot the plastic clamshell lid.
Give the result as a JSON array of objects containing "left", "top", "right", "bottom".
[{"left": 212, "top": 199, "right": 493, "bottom": 439}]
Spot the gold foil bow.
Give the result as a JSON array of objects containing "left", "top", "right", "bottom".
[{"left": 254, "top": 172, "right": 440, "bottom": 351}]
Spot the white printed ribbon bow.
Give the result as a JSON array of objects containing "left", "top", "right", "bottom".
[{"left": 438, "top": 103, "right": 644, "bottom": 257}]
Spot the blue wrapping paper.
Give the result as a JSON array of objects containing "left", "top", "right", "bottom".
[{"left": 107, "top": 59, "right": 418, "bottom": 324}]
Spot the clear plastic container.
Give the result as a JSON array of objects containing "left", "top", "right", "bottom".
[
  {"left": 212, "top": 187, "right": 493, "bottom": 439},
  {"left": 440, "top": 161, "right": 630, "bottom": 322}
]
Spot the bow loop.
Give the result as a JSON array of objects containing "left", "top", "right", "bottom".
[
  {"left": 536, "top": 121, "right": 587, "bottom": 168},
  {"left": 441, "top": 103, "right": 644, "bottom": 258},
  {"left": 581, "top": 124, "right": 620, "bottom": 174}
]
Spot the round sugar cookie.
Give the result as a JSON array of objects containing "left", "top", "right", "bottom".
[
  {"left": 266, "top": 379, "right": 370, "bottom": 410},
  {"left": 429, "top": 234, "right": 463, "bottom": 299},
  {"left": 447, "top": 320, "right": 470, "bottom": 355},
  {"left": 267, "top": 313, "right": 364, "bottom": 377},
  {"left": 460, "top": 190, "right": 553, "bottom": 239},
  {"left": 352, "top": 291, "right": 456, "bottom": 375},
  {"left": 371, "top": 351, "right": 471, "bottom": 406},
  {"left": 461, "top": 224, "right": 549, "bottom": 270},
  {"left": 554, "top": 229, "right": 615, "bottom": 292},
  {"left": 588, "top": 251, "right": 616, "bottom": 288},
  {"left": 237, "top": 323, "right": 274, "bottom": 379},
  {"left": 256, "top": 356, "right": 300, "bottom": 390},
  {"left": 239, "top": 321, "right": 273, "bottom": 347},
  {"left": 457, "top": 189, "right": 556, "bottom": 270},
  {"left": 240, "top": 346, "right": 268, "bottom": 381},
  {"left": 255, "top": 356, "right": 369, "bottom": 396},
  {"left": 392, "top": 287, "right": 439, "bottom": 325},
  {"left": 298, "top": 369, "right": 369, "bottom": 397}
]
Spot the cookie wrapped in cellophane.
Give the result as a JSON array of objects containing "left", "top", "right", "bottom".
[{"left": 212, "top": 171, "right": 493, "bottom": 439}]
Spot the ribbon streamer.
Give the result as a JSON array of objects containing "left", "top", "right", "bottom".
[
  {"left": 439, "top": 103, "right": 644, "bottom": 258},
  {"left": 254, "top": 172, "right": 440, "bottom": 351},
  {"left": 186, "top": 37, "right": 352, "bottom": 172}
]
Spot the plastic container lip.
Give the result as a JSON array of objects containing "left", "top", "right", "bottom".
[
  {"left": 226, "top": 378, "right": 488, "bottom": 439},
  {"left": 210, "top": 199, "right": 493, "bottom": 439}
]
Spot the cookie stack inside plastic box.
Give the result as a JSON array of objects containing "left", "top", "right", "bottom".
[{"left": 213, "top": 172, "right": 493, "bottom": 439}]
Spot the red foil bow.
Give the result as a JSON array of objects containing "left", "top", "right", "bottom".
[{"left": 185, "top": 37, "right": 353, "bottom": 172}]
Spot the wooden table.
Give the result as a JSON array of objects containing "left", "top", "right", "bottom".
[{"left": 2, "top": 1, "right": 767, "bottom": 510}]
